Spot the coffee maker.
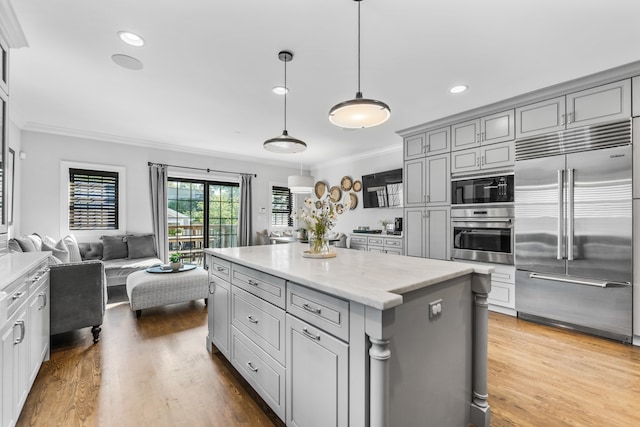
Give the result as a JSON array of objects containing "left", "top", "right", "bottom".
[{"left": 393, "top": 217, "right": 403, "bottom": 235}]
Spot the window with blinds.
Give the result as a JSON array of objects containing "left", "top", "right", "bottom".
[
  {"left": 271, "top": 186, "right": 292, "bottom": 227},
  {"left": 68, "top": 168, "right": 119, "bottom": 230}
]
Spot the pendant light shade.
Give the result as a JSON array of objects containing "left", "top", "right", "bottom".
[
  {"left": 288, "top": 174, "right": 315, "bottom": 194},
  {"left": 264, "top": 51, "right": 308, "bottom": 153},
  {"left": 329, "top": 0, "right": 390, "bottom": 129}
]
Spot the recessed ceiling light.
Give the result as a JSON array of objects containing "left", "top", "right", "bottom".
[
  {"left": 111, "top": 54, "right": 144, "bottom": 70},
  {"left": 272, "top": 86, "right": 288, "bottom": 95},
  {"left": 449, "top": 85, "right": 468, "bottom": 94},
  {"left": 118, "top": 31, "right": 144, "bottom": 47}
]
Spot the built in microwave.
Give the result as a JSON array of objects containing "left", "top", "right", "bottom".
[{"left": 452, "top": 173, "right": 514, "bottom": 205}]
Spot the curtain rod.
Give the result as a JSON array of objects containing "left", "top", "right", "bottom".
[{"left": 147, "top": 162, "right": 257, "bottom": 178}]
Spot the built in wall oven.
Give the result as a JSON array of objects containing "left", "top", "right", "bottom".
[{"left": 451, "top": 205, "right": 514, "bottom": 265}]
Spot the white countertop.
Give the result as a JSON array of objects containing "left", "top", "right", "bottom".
[
  {"left": 0, "top": 252, "right": 50, "bottom": 291},
  {"left": 206, "top": 243, "right": 493, "bottom": 310}
]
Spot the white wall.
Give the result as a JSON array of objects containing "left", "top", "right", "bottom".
[
  {"left": 311, "top": 144, "right": 403, "bottom": 235},
  {"left": 18, "top": 130, "right": 303, "bottom": 242}
]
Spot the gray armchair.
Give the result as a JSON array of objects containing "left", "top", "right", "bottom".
[{"left": 49, "top": 260, "right": 106, "bottom": 343}]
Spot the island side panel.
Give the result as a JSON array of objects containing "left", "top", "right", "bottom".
[{"left": 369, "top": 275, "right": 477, "bottom": 427}]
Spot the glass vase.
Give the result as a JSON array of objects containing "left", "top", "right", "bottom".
[{"left": 308, "top": 234, "right": 330, "bottom": 255}]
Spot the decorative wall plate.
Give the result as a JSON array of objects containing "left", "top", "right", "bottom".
[
  {"left": 314, "top": 181, "right": 327, "bottom": 199},
  {"left": 340, "top": 176, "right": 353, "bottom": 191},
  {"left": 349, "top": 192, "right": 358, "bottom": 209},
  {"left": 336, "top": 203, "right": 345, "bottom": 214},
  {"left": 329, "top": 186, "right": 342, "bottom": 202},
  {"left": 352, "top": 180, "right": 362, "bottom": 192}
]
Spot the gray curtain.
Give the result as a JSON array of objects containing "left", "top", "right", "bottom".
[
  {"left": 238, "top": 174, "right": 253, "bottom": 246},
  {"left": 149, "top": 164, "right": 169, "bottom": 262}
]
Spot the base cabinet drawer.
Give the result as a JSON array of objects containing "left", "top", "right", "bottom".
[
  {"left": 287, "top": 282, "right": 349, "bottom": 342},
  {"left": 231, "top": 264, "right": 286, "bottom": 309},
  {"left": 231, "top": 286, "right": 286, "bottom": 364},
  {"left": 488, "top": 281, "right": 515, "bottom": 309},
  {"left": 286, "top": 314, "right": 348, "bottom": 427},
  {"left": 231, "top": 327, "right": 285, "bottom": 420}
]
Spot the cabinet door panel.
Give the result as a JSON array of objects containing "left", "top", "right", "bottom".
[
  {"left": 405, "top": 208, "right": 425, "bottom": 257},
  {"left": 211, "top": 277, "right": 231, "bottom": 358},
  {"left": 481, "top": 140, "right": 514, "bottom": 170},
  {"left": 404, "top": 133, "right": 425, "bottom": 160},
  {"left": 286, "top": 314, "right": 348, "bottom": 427},
  {"left": 567, "top": 79, "right": 631, "bottom": 128},
  {"left": 481, "top": 109, "right": 514, "bottom": 144},
  {"left": 515, "top": 96, "right": 566, "bottom": 139},
  {"left": 426, "top": 126, "right": 450, "bottom": 155},
  {"left": 403, "top": 158, "right": 425, "bottom": 206},
  {"left": 451, "top": 119, "right": 480, "bottom": 151},
  {"left": 426, "top": 154, "right": 450, "bottom": 205},
  {"left": 426, "top": 208, "right": 450, "bottom": 261},
  {"left": 633, "top": 76, "right": 640, "bottom": 117},
  {"left": 451, "top": 148, "right": 479, "bottom": 174}
]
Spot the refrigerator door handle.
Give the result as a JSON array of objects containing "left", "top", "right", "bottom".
[
  {"left": 528, "top": 272, "right": 628, "bottom": 288},
  {"left": 567, "top": 168, "right": 575, "bottom": 260},
  {"left": 557, "top": 169, "right": 564, "bottom": 260}
]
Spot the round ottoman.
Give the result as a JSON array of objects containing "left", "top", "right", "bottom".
[{"left": 126, "top": 267, "right": 209, "bottom": 317}]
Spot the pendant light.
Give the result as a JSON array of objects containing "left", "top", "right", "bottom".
[
  {"left": 288, "top": 158, "right": 315, "bottom": 194},
  {"left": 263, "top": 51, "right": 307, "bottom": 153},
  {"left": 329, "top": 0, "right": 391, "bottom": 129}
]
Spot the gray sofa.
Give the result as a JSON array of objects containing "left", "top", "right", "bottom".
[
  {"left": 9, "top": 233, "right": 162, "bottom": 343},
  {"left": 49, "top": 260, "right": 105, "bottom": 343}
]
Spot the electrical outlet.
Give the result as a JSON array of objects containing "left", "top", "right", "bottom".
[{"left": 428, "top": 299, "right": 443, "bottom": 319}]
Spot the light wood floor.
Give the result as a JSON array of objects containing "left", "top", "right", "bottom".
[{"left": 17, "top": 294, "right": 640, "bottom": 426}]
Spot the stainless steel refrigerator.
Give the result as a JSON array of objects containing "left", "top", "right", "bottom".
[{"left": 514, "top": 120, "right": 632, "bottom": 342}]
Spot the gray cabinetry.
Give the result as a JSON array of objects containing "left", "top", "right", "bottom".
[
  {"left": 634, "top": 76, "right": 640, "bottom": 117},
  {"left": 349, "top": 235, "right": 403, "bottom": 255},
  {"left": 404, "top": 153, "right": 450, "bottom": 207},
  {"left": 451, "top": 140, "right": 515, "bottom": 174},
  {"left": 348, "top": 235, "right": 367, "bottom": 251},
  {"left": 404, "top": 206, "right": 450, "bottom": 260},
  {"left": 403, "top": 126, "right": 450, "bottom": 160},
  {"left": 207, "top": 257, "right": 231, "bottom": 358},
  {"left": 516, "top": 79, "right": 631, "bottom": 139},
  {"left": 0, "top": 254, "right": 49, "bottom": 427},
  {"left": 286, "top": 313, "right": 348, "bottom": 427},
  {"left": 452, "top": 110, "right": 514, "bottom": 151}
]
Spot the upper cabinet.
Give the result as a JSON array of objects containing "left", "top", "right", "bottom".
[
  {"left": 516, "top": 79, "right": 631, "bottom": 139},
  {"left": 451, "top": 109, "right": 515, "bottom": 151},
  {"left": 0, "top": 36, "right": 7, "bottom": 236},
  {"left": 403, "top": 126, "right": 450, "bottom": 160},
  {"left": 633, "top": 76, "right": 640, "bottom": 117}
]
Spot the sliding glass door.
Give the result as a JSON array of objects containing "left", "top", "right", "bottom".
[{"left": 167, "top": 179, "right": 239, "bottom": 265}]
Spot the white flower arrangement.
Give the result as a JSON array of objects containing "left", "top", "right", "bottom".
[{"left": 295, "top": 196, "right": 339, "bottom": 238}]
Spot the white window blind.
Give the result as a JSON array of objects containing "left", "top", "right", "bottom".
[
  {"left": 68, "top": 168, "right": 119, "bottom": 230},
  {"left": 271, "top": 186, "right": 292, "bottom": 227}
]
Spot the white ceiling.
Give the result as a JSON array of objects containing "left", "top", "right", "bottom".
[{"left": 7, "top": 0, "right": 640, "bottom": 168}]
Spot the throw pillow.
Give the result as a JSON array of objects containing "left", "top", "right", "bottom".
[
  {"left": 127, "top": 234, "right": 156, "bottom": 259},
  {"left": 63, "top": 235, "right": 83, "bottom": 262},
  {"left": 79, "top": 242, "right": 103, "bottom": 260},
  {"left": 14, "top": 235, "right": 37, "bottom": 252},
  {"left": 101, "top": 235, "right": 128, "bottom": 260},
  {"left": 255, "top": 229, "right": 269, "bottom": 245},
  {"left": 41, "top": 238, "right": 70, "bottom": 263},
  {"left": 41, "top": 235, "right": 57, "bottom": 247},
  {"left": 8, "top": 239, "right": 23, "bottom": 253},
  {"left": 29, "top": 233, "right": 43, "bottom": 251}
]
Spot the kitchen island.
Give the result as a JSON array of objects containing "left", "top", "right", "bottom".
[{"left": 205, "top": 243, "right": 493, "bottom": 427}]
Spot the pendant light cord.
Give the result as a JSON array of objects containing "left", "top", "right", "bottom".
[
  {"left": 357, "top": 0, "right": 361, "bottom": 94},
  {"left": 283, "top": 56, "right": 288, "bottom": 131}
]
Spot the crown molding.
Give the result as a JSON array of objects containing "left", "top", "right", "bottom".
[
  {"left": 0, "top": 0, "right": 28, "bottom": 48},
  {"left": 20, "top": 121, "right": 305, "bottom": 170}
]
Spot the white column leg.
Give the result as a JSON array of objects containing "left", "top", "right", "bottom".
[
  {"left": 471, "top": 290, "right": 490, "bottom": 427},
  {"left": 369, "top": 337, "right": 391, "bottom": 427}
]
